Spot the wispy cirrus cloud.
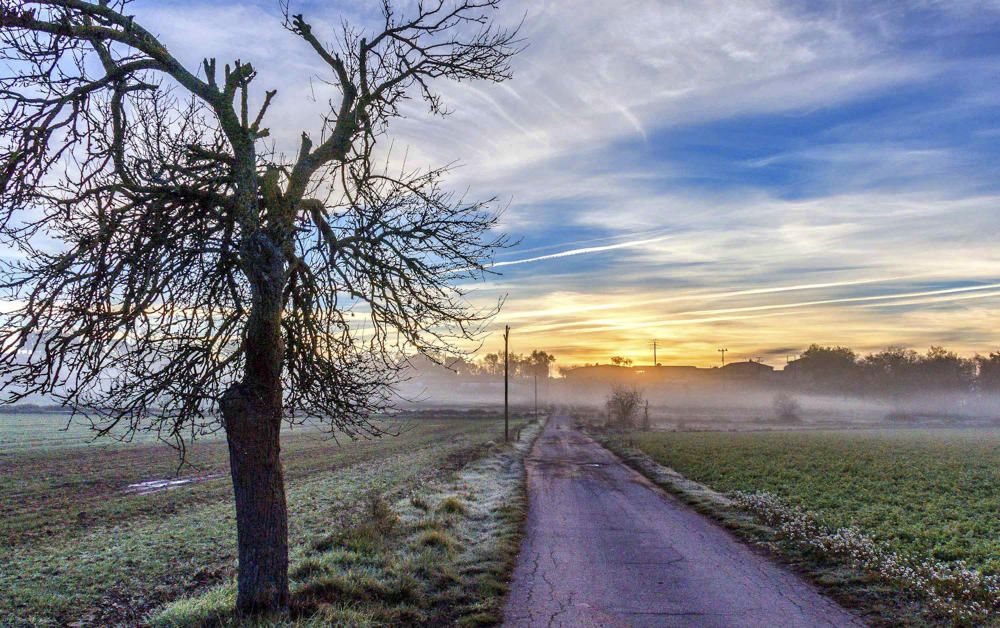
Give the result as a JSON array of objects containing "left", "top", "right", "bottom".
[{"left": 129, "top": 0, "right": 1000, "bottom": 365}]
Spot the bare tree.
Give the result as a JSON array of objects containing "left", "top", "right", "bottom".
[
  {"left": 0, "top": 0, "right": 519, "bottom": 614},
  {"left": 606, "top": 385, "right": 643, "bottom": 429}
]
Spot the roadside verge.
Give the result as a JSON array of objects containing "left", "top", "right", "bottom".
[{"left": 152, "top": 418, "right": 544, "bottom": 627}]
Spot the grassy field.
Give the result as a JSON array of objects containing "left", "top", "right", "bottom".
[
  {"left": 1, "top": 412, "right": 530, "bottom": 626},
  {"left": 631, "top": 428, "right": 1000, "bottom": 576},
  {"left": 0, "top": 411, "right": 185, "bottom": 452}
]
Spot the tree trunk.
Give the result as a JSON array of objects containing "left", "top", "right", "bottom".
[
  {"left": 221, "top": 229, "right": 290, "bottom": 614},
  {"left": 222, "top": 387, "right": 289, "bottom": 614}
]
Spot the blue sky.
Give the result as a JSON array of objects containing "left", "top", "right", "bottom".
[{"left": 138, "top": 0, "right": 1000, "bottom": 365}]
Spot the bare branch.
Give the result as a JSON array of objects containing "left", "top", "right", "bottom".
[{"left": 0, "top": 0, "right": 518, "bottom": 446}]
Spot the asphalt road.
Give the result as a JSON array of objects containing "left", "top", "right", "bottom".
[{"left": 503, "top": 413, "right": 863, "bottom": 627}]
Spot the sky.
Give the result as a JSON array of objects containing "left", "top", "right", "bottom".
[{"left": 135, "top": 0, "right": 1000, "bottom": 367}]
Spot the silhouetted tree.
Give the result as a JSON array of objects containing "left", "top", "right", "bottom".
[
  {"left": 976, "top": 351, "right": 1000, "bottom": 394},
  {"left": 911, "top": 346, "right": 975, "bottom": 392},
  {"left": 524, "top": 349, "right": 556, "bottom": 378},
  {"left": 479, "top": 352, "right": 504, "bottom": 376},
  {"left": 0, "top": 0, "right": 518, "bottom": 614},
  {"left": 508, "top": 352, "right": 526, "bottom": 375},
  {"left": 862, "top": 347, "right": 920, "bottom": 396},
  {"left": 781, "top": 344, "right": 982, "bottom": 398},
  {"left": 475, "top": 349, "right": 555, "bottom": 378},
  {"left": 448, "top": 356, "right": 479, "bottom": 377},
  {"left": 784, "top": 344, "right": 861, "bottom": 394},
  {"left": 610, "top": 356, "right": 633, "bottom": 367}
]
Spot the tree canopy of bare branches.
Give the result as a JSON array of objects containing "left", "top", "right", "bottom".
[{"left": 0, "top": 0, "right": 520, "bottom": 613}]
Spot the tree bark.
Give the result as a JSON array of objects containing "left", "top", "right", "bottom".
[
  {"left": 222, "top": 391, "right": 289, "bottom": 614},
  {"left": 220, "top": 229, "right": 290, "bottom": 614}
]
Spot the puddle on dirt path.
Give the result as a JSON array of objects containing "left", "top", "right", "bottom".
[{"left": 124, "top": 473, "right": 224, "bottom": 495}]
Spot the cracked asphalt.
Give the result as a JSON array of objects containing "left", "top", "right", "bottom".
[{"left": 503, "top": 413, "right": 863, "bottom": 627}]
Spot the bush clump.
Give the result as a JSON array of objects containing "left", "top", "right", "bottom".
[{"left": 772, "top": 392, "right": 802, "bottom": 423}]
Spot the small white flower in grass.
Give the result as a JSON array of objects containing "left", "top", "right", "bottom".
[{"left": 732, "top": 490, "right": 1000, "bottom": 622}]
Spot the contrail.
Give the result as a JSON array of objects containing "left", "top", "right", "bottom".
[
  {"left": 516, "top": 282, "right": 1000, "bottom": 334},
  {"left": 665, "top": 282, "right": 1000, "bottom": 319},
  {"left": 488, "top": 234, "right": 673, "bottom": 268},
  {"left": 865, "top": 288, "right": 1000, "bottom": 308},
  {"left": 502, "top": 275, "right": 922, "bottom": 321},
  {"left": 495, "top": 227, "right": 674, "bottom": 258}
]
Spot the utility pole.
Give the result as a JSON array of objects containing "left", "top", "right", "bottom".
[
  {"left": 503, "top": 325, "right": 510, "bottom": 443},
  {"left": 643, "top": 399, "right": 650, "bottom": 431},
  {"left": 718, "top": 348, "right": 728, "bottom": 367},
  {"left": 652, "top": 339, "right": 658, "bottom": 366},
  {"left": 534, "top": 373, "right": 538, "bottom": 419}
]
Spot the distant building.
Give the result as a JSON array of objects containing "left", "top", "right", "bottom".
[
  {"left": 561, "top": 364, "right": 704, "bottom": 385},
  {"left": 634, "top": 365, "right": 703, "bottom": 383},
  {"left": 719, "top": 360, "right": 775, "bottom": 381},
  {"left": 560, "top": 364, "right": 636, "bottom": 386}
]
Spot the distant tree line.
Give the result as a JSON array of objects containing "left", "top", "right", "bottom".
[
  {"left": 467, "top": 349, "right": 556, "bottom": 378},
  {"left": 424, "top": 344, "right": 1000, "bottom": 398},
  {"left": 413, "top": 349, "right": 556, "bottom": 379},
  {"left": 0, "top": 403, "right": 71, "bottom": 414},
  {"left": 785, "top": 345, "right": 1000, "bottom": 396}
]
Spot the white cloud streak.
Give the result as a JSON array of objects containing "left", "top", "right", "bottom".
[
  {"left": 518, "top": 283, "right": 1000, "bottom": 335},
  {"left": 489, "top": 234, "right": 675, "bottom": 268}
]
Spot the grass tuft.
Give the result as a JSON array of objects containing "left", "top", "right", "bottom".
[
  {"left": 149, "top": 585, "right": 235, "bottom": 627},
  {"left": 414, "top": 529, "right": 458, "bottom": 552},
  {"left": 290, "top": 558, "right": 328, "bottom": 581},
  {"left": 436, "top": 496, "right": 468, "bottom": 516}
]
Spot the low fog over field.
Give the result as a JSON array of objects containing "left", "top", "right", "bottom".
[{"left": 400, "top": 345, "right": 1000, "bottom": 431}]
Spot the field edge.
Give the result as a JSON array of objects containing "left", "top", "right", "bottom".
[{"left": 589, "top": 429, "right": 939, "bottom": 627}]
